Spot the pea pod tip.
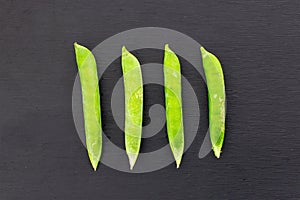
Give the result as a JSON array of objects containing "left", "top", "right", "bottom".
[
  {"left": 213, "top": 146, "right": 222, "bottom": 159},
  {"left": 127, "top": 153, "right": 138, "bottom": 170},
  {"left": 176, "top": 158, "right": 182, "bottom": 169},
  {"left": 89, "top": 158, "right": 99, "bottom": 171}
]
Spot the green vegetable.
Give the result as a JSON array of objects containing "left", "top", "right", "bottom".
[
  {"left": 163, "top": 44, "right": 184, "bottom": 168},
  {"left": 74, "top": 42, "right": 102, "bottom": 171},
  {"left": 121, "top": 46, "right": 143, "bottom": 170},
  {"left": 200, "top": 47, "right": 225, "bottom": 158}
]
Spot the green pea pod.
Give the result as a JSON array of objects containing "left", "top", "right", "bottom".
[
  {"left": 163, "top": 44, "right": 184, "bottom": 168},
  {"left": 74, "top": 43, "right": 102, "bottom": 171},
  {"left": 200, "top": 47, "right": 225, "bottom": 158},
  {"left": 121, "top": 46, "right": 143, "bottom": 170}
]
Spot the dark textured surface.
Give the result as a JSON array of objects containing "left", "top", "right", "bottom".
[{"left": 0, "top": 0, "right": 300, "bottom": 199}]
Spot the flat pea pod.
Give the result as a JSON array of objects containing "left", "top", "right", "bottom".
[
  {"left": 163, "top": 44, "right": 184, "bottom": 168},
  {"left": 121, "top": 46, "right": 143, "bottom": 170},
  {"left": 74, "top": 43, "right": 102, "bottom": 170},
  {"left": 200, "top": 47, "right": 225, "bottom": 158}
]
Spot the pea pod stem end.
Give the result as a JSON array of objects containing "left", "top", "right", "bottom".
[
  {"left": 122, "top": 45, "right": 127, "bottom": 52},
  {"left": 74, "top": 41, "right": 79, "bottom": 47}
]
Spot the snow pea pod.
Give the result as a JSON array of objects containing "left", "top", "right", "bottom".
[
  {"left": 121, "top": 46, "right": 143, "bottom": 170},
  {"left": 163, "top": 44, "right": 184, "bottom": 168},
  {"left": 74, "top": 43, "right": 102, "bottom": 171},
  {"left": 200, "top": 47, "right": 225, "bottom": 158}
]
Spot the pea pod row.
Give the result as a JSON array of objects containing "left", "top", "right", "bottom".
[{"left": 74, "top": 43, "right": 225, "bottom": 170}]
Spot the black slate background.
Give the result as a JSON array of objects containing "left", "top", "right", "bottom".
[{"left": 0, "top": 0, "right": 300, "bottom": 199}]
